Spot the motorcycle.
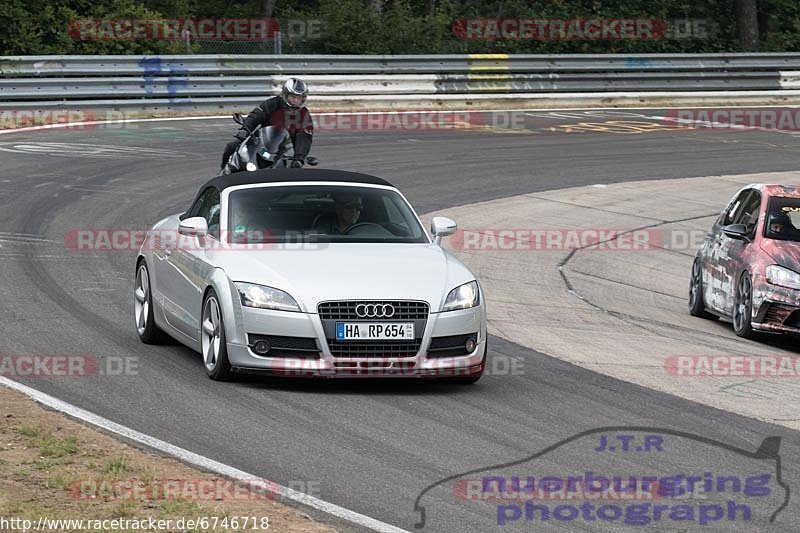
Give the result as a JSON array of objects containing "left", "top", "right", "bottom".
[{"left": 219, "top": 113, "right": 319, "bottom": 175}]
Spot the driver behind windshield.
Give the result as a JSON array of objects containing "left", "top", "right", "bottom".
[
  {"left": 313, "top": 193, "right": 363, "bottom": 235},
  {"left": 768, "top": 212, "right": 790, "bottom": 236},
  {"left": 333, "top": 193, "right": 363, "bottom": 234}
]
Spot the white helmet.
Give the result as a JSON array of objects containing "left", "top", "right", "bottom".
[{"left": 281, "top": 78, "right": 308, "bottom": 108}]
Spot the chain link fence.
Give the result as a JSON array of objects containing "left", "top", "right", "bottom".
[
  {"left": 180, "top": 21, "right": 325, "bottom": 54},
  {"left": 185, "top": 36, "right": 327, "bottom": 54}
]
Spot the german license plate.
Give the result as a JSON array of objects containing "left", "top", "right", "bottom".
[{"left": 336, "top": 322, "right": 414, "bottom": 340}]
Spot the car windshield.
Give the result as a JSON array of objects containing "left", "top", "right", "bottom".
[
  {"left": 226, "top": 185, "right": 429, "bottom": 243},
  {"left": 764, "top": 196, "right": 800, "bottom": 242}
]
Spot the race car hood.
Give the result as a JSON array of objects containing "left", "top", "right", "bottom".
[
  {"left": 759, "top": 238, "right": 800, "bottom": 271},
  {"left": 209, "top": 243, "right": 476, "bottom": 312}
]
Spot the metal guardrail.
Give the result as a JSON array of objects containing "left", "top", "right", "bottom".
[
  {"left": 3, "top": 53, "right": 800, "bottom": 114},
  {"left": 0, "top": 72, "right": 786, "bottom": 100},
  {"left": 4, "top": 53, "right": 800, "bottom": 75}
]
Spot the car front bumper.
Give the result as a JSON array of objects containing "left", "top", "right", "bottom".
[
  {"left": 225, "top": 305, "right": 487, "bottom": 378},
  {"left": 752, "top": 278, "right": 800, "bottom": 333}
]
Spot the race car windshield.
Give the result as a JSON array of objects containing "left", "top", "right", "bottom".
[
  {"left": 226, "top": 185, "right": 429, "bottom": 244},
  {"left": 764, "top": 197, "right": 800, "bottom": 242}
]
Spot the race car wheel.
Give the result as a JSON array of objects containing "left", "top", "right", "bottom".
[
  {"left": 733, "top": 272, "right": 756, "bottom": 339},
  {"left": 688, "top": 258, "right": 715, "bottom": 319},
  {"left": 134, "top": 261, "right": 168, "bottom": 344},
  {"left": 202, "top": 289, "right": 233, "bottom": 381}
]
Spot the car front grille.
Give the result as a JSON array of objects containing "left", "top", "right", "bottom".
[
  {"left": 784, "top": 310, "right": 800, "bottom": 328},
  {"left": 761, "top": 303, "right": 796, "bottom": 327},
  {"left": 327, "top": 340, "right": 421, "bottom": 358},
  {"left": 317, "top": 301, "right": 429, "bottom": 320},
  {"left": 763, "top": 304, "right": 784, "bottom": 324}
]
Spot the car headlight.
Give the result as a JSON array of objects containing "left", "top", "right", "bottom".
[
  {"left": 442, "top": 281, "right": 480, "bottom": 311},
  {"left": 765, "top": 265, "right": 800, "bottom": 290},
  {"left": 235, "top": 282, "right": 300, "bottom": 312}
]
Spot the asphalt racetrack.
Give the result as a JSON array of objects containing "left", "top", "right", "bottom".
[{"left": 3, "top": 109, "right": 800, "bottom": 531}]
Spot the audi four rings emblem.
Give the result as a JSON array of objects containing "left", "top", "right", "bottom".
[{"left": 356, "top": 303, "right": 395, "bottom": 318}]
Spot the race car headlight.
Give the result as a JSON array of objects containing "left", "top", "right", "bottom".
[
  {"left": 442, "top": 281, "right": 480, "bottom": 312},
  {"left": 765, "top": 265, "right": 800, "bottom": 290},
  {"left": 235, "top": 282, "right": 300, "bottom": 312}
]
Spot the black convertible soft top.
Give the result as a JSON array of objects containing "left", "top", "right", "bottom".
[{"left": 199, "top": 168, "right": 394, "bottom": 192}]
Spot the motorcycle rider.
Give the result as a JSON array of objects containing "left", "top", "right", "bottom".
[{"left": 220, "top": 78, "right": 314, "bottom": 170}]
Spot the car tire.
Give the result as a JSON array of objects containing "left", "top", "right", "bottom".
[
  {"left": 134, "top": 261, "right": 169, "bottom": 344},
  {"left": 688, "top": 258, "right": 716, "bottom": 319},
  {"left": 202, "top": 289, "right": 233, "bottom": 381},
  {"left": 440, "top": 341, "right": 487, "bottom": 385},
  {"left": 733, "top": 272, "right": 757, "bottom": 339}
]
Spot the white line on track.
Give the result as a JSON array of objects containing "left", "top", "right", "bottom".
[
  {"left": 0, "top": 377, "right": 412, "bottom": 533},
  {"left": 0, "top": 235, "right": 54, "bottom": 243},
  {"left": 2, "top": 104, "right": 800, "bottom": 136}
]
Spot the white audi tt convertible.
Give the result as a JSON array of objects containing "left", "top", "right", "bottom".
[{"left": 134, "top": 169, "right": 487, "bottom": 382}]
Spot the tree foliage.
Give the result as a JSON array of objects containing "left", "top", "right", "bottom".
[{"left": 1, "top": 0, "right": 798, "bottom": 55}]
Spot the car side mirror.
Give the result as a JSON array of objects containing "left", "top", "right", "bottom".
[
  {"left": 722, "top": 223, "right": 749, "bottom": 241},
  {"left": 179, "top": 217, "right": 208, "bottom": 238},
  {"left": 431, "top": 216, "right": 457, "bottom": 244},
  {"left": 305, "top": 156, "right": 319, "bottom": 166}
]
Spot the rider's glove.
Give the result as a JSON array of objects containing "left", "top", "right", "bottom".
[{"left": 234, "top": 127, "right": 250, "bottom": 141}]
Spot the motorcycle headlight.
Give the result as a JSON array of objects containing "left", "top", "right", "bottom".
[
  {"left": 235, "top": 282, "right": 300, "bottom": 312},
  {"left": 765, "top": 265, "right": 800, "bottom": 290},
  {"left": 442, "top": 281, "right": 480, "bottom": 312},
  {"left": 245, "top": 162, "right": 257, "bottom": 171}
]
